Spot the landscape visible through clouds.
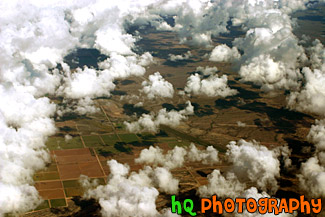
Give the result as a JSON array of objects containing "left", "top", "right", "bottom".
[{"left": 0, "top": 0, "right": 324, "bottom": 217}]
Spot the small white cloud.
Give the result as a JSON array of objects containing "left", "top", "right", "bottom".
[
  {"left": 209, "top": 44, "right": 240, "bottom": 62},
  {"left": 141, "top": 72, "right": 174, "bottom": 99},
  {"left": 124, "top": 101, "right": 194, "bottom": 133},
  {"left": 184, "top": 73, "right": 238, "bottom": 97},
  {"left": 168, "top": 51, "right": 192, "bottom": 61}
]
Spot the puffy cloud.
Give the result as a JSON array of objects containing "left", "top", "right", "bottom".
[
  {"left": 154, "top": 0, "right": 229, "bottom": 46},
  {"left": 199, "top": 140, "right": 292, "bottom": 199},
  {"left": 238, "top": 54, "right": 301, "bottom": 91},
  {"left": 187, "top": 143, "right": 219, "bottom": 164},
  {"left": 307, "top": 119, "right": 325, "bottom": 151},
  {"left": 150, "top": 167, "right": 179, "bottom": 194},
  {"left": 209, "top": 44, "right": 240, "bottom": 62},
  {"left": 308, "top": 39, "right": 325, "bottom": 71},
  {"left": 184, "top": 73, "right": 238, "bottom": 97},
  {"left": 287, "top": 68, "right": 325, "bottom": 116},
  {"left": 124, "top": 101, "right": 194, "bottom": 133},
  {"left": 141, "top": 72, "right": 174, "bottom": 99},
  {"left": 299, "top": 156, "right": 325, "bottom": 198},
  {"left": 60, "top": 67, "right": 115, "bottom": 99},
  {"left": 226, "top": 140, "right": 281, "bottom": 193},
  {"left": 198, "top": 170, "right": 246, "bottom": 198},
  {"left": 168, "top": 51, "right": 192, "bottom": 61},
  {"left": 0, "top": 87, "right": 56, "bottom": 215},
  {"left": 98, "top": 52, "right": 154, "bottom": 79},
  {"left": 299, "top": 119, "right": 325, "bottom": 198},
  {"left": 236, "top": 121, "right": 246, "bottom": 127},
  {"left": 82, "top": 160, "right": 180, "bottom": 217},
  {"left": 195, "top": 66, "right": 219, "bottom": 76},
  {"left": 135, "top": 143, "right": 219, "bottom": 169}
]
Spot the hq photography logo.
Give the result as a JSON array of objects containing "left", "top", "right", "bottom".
[{"left": 170, "top": 195, "right": 322, "bottom": 216}]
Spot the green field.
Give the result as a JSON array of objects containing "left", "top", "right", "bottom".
[
  {"left": 100, "top": 134, "right": 119, "bottom": 146},
  {"left": 119, "top": 134, "right": 139, "bottom": 144},
  {"left": 82, "top": 135, "right": 103, "bottom": 147},
  {"left": 46, "top": 137, "right": 83, "bottom": 150},
  {"left": 50, "top": 199, "right": 66, "bottom": 208}
]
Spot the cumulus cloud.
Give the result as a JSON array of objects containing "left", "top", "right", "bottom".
[
  {"left": 141, "top": 72, "right": 174, "bottom": 99},
  {"left": 168, "top": 51, "right": 192, "bottom": 61},
  {"left": 151, "top": 0, "right": 230, "bottom": 46},
  {"left": 195, "top": 66, "right": 219, "bottom": 76},
  {"left": 287, "top": 67, "right": 325, "bottom": 116},
  {"left": 135, "top": 143, "right": 219, "bottom": 169},
  {"left": 0, "top": 87, "right": 56, "bottom": 215},
  {"left": 209, "top": 44, "right": 241, "bottom": 62},
  {"left": 307, "top": 119, "right": 325, "bottom": 151},
  {"left": 184, "top": 73, "right": 238, "bottom": 97},
  {"left": 59, "top": 67, "right": 115, "bottom": 99},
  {"left": 299, "top": 156, "right": 325, "bottom": 198},
  {"left": 299, "top": 119, "right": 325, "bottom": 198},
  {"left": 238, "top": 54, "right": 301, "bottom": 91},
  {"left": 83, "top": 143, "right": 220, "bottom": 216},
  {"left": 198, "top": 170, "right": 246, "bottom": 198},
  {"left": 124, "top": 101, "right": 194, "bottom": 133},
  {"left": 198, "top": 140, "right": 292, "bottom": 199},
  {"left": 236, "top": 121, "right": 246, "bottom": 127},
  {"left": 226, "top": 140, "right": 281, "bottom": 193},
  {"left": 82, "top": 160, "right": 180, "bottom": 217},
  {"left": 286, "top": 38, "right": 325, "bottom": 115}
]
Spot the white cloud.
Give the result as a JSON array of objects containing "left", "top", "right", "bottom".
[
  {"left": 168, "top": 51, "right": 192, "bottom": 61},
  {"left": 237, "top": 121, "right": 246, "bottom": 127},
  {"left": 209, "top": 44, "right": 241, "bottom": 62},
  {"left": 226, "top": 140, "right": 281, "bottom": 193},
  {"left": 299, "top": 119, "right": 325, "bottom": 198},
  {"left": 195, "top": 66, "right": 219, "bottom": 76},
  {"left": 299, "top": 156, "right": 325, "bottom": 198},
  {"left": 307, "top": 119, "right": 325, "bottom": 151},
  {"left": 198, "top": 170, "right": 246, "bottom": 198},
  {"left": 124, "top": 101, "right": 194, "bottom": 133},
  {"left": 135, "top": 143, "right": 219, "bottom": 169},
  {"left": 141, "top": 72, "right": 174, "bottom": 99},
  {"left": 287, "top": 67, "right": 325, "bottom": 116},
  {"left": 0, "top": 87, "right": 56, "bottom": 215},
  {"left": 184, "top": 73, "right": 238, "bottom": 97},
  {"left": 82, "top": 159, "right": 180, "bottom": 217}
]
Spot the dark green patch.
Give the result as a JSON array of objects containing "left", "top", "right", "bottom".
[
  {"left": 119, "top": 134, "right": 138, "bottom": 144},
  {"left": 50, "top": 199, "right": 66, "bottom": 208},
  {"left": 64, "top": 187, "right": 84, "bottom": 197},
  {"left": 62, "top": 180, "right": 80, "bottom": 188},
  {"left": 101, "top": 134, "right": 119, "bottom": 146},
  {"left": 46, "top": 137, "right": 83, "bottom": 150},
  {"left": 82, "top": 135, "right": 103, "bottom": 147}
]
